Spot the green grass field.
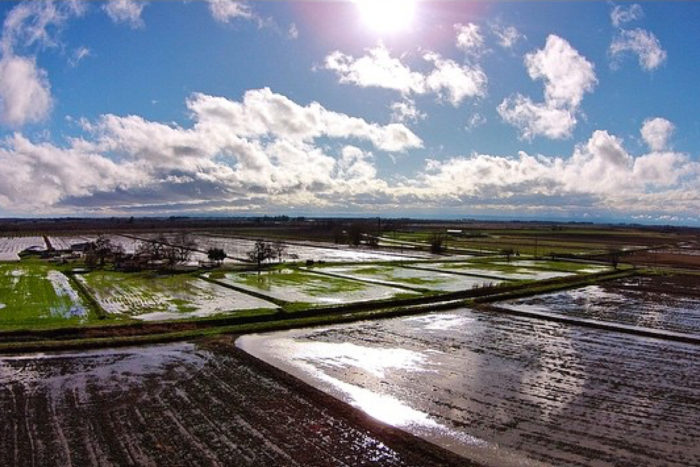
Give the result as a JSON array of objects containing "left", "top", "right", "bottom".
[
  {"left": 77, "top": 270, "right": 277, "bottom": 321},
  {"left": 0, "top": 262, "right": 98, "bottom": 328},
  {"left": 214, "top": 268, "right": 417, "bottom": 305}
]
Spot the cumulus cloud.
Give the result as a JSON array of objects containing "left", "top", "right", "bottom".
[
  {"left": 611, "top": 4, "right": 643, "bottom": 28},
  {"left": 610, "top": 28, "right": 666, "bottom": 71},
  {"left": 0, "top": 1, "right": 82, "bottom": 126},
  {"left": 103, "top": 0, "right": 146, "bottom": 29},
  {"left": 207, "top": 0, "right": 254, "bottom": 23},
  {"left": 412, "top": 127, "right": 699, "bottom": 216},
  {"left": 454, "top": 23, "right": 484, "bottom": 56},
  {"left": 0, "top": 88, "right": 422, "bottom": 211},
  {"left": 288, "top": 23, "right": 299, "bottom": 39},
  {"left": 491, "top": 24, "right": 523, "bottom": 49},
  {"left": 641, "top": 117, "right": 674, "bottom": 151},
  {"left": 499, "top": 35, "right": 597, "bottom": 139},
  {"left": 390, "top": 99, "right": 425, "bottom": 123},
  {"left": 323, "top": 44, "right": 486, "bottom": 106},
  {"left": 0, "top": 101, "right": 697, "bottom": 219},
  {"left": 0, "top": 55, "right": 52, "bottom": 126}
]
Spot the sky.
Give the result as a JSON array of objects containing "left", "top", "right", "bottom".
[{"left": 0, "top": 0, "right": 698, "bottom": 225}]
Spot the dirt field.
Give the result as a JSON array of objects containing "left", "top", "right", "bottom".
[{"left": 0, "top": 339, "right": 464, "bottom": 466}]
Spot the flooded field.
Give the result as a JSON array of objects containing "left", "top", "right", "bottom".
[
  {"left": 77, "top": 271, "right": 277, "bottom": 320},
  {"left": 316, "top": 265, "right": 506, "bottom": 291},
  {"left": 212, "top": 269, "right": 416, "bottom": 305},
  {"left": 499, "top": 274, "right": 700, "bottom": 335},
  {"left": 0, "top": 341, "right": 457, "bottom": 466},
  {"left": 239, "top": 308, "right": 700, "bottom": 466},
  {"left": 411, "top": 261, "right": 575, "bottom": 281},
  {"left": 0, "top": 236, "right": 46, "bottom": 261},
  {"left": 0, "top": 263, "right": 91, "bottom": 327}
]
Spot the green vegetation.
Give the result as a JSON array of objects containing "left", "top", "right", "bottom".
[
  {"left": 77, "top": 270, "right": 276, "bottom": 319},
  {"left": 0, "top": 261, "right": 100, "bottom": 329}
]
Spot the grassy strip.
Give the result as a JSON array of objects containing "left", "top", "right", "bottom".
[
  {"left": 0, "top": 299, "right": 471, "bottom": 354},
  {"left": 65, "top": 271, "right": 109, "bottom": 319}
]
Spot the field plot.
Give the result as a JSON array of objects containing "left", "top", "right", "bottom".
[
  {"left": 0, "top": 341, "right": 453, "bottom": 466},
  {"left": 199, "top": 234, "right": 431, "bottom": 262},
  {"left": 77, "top": 271, "right": 277, "bottom": 321},
  {"left": 411, "top": 260, "right": 576, "bottom": 280},
  {"left": 499, "top": 274, "right": 700, "bottom": 335},
  {"left": 491, "top": 260, "right": 610, "bottom": 274},
  {"left": 212, "top": 269, "right": 416, "bottom": 305},
  {"left": 240, "top": 308, "right": 700, "bottom": 466},
  {"left": 46, "top": 236, "right": 94, "bottom": 250},
  {"left": 315, "top": 264, "right": 506, "bottom": 292},
  {"left": 0, "top": 263, "right": 90, "bottom": 327},
  {"left": 0, "top": 236, "right": 46, "bottom": 261}
]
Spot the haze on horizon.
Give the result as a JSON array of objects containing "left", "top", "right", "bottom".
[{"left": 0, "top": 0, "right": 698, "bottom": 226}]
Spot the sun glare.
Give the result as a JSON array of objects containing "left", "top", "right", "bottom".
[{"left": 355, "top": 0, "right": 416, "bottom": 34}]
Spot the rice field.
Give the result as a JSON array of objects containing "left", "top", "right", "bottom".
[
  {"left": 46, "top": 236, "right": 95, "bottom": 251},
  {"left": 0, "top": 236, "right": 46, "bottom": 261},
  {"left": 411, "top": 260, "right": 577, "bottom": 280},
  {"left": 314, "top": 264, "right": 507, "bottom": 292},
  {"left": 77, "top": 271, "right": 277, "bottom": 321},
  {"left": 240, "top": 308, "right": 700, "bottom": 466},
  {"left": 211, "top": 269, "right": 417, "bottom": 305},
  {"left": 0, "top": 262, "right": 92, "bottom": 328},
  {"left": 498, "top": 274, "right": 700, "bottom": 335}
]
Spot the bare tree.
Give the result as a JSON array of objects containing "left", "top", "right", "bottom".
[
  {"left": 429, "top": 232, "right": 447, "bottom": 254},
  {"left": 247, "top": 240, "right": 274, "bottom": 271},
  {"left": 272, "top": 240, "right": 287, "bottom": 263},
  {"left": 173, "top": 232, "right": 196, "bottom": 264}
]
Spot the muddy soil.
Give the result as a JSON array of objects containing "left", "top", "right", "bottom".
[
  {"left": 501, "top": 274, "right": 700, "bottom": 335},
  {"left": 240, "top": 309, "right": 700, "bottom": 466},
  {"left": 0, "top": 340, "right": 464, "bottom": 466}
]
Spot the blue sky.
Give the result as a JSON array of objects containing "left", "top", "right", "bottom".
[{"left": 0, "top": 0, "right": 698, "bottom": 225}]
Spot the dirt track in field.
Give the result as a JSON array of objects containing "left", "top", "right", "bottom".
[{"left": 0, "top": 339, "right": 465, "bottom": 466}]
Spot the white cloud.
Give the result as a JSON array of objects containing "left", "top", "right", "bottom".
[
  {"left": 323, "top": 44, "right": 425, "bottom": 95},
  {"left": 465, "top": 113, "right": 486, "bottom": 130},
  {"left": 641, "top": 117, "right": 674, "bottom": 151},
  {"left": 411, "top": 127, "right": 699, "bottom": 216},
  {"left": 103, "top": 0, "right": 146, "bottom": 29},
  {"left": 611, "top": 4, "right": 643, "bottom": 28},
  {"left": 390, "top": 99, "right": 425, "bottom": 123},
  {"left": 499, "top": 35, "right": 596, "bottom": 139},
  {"left": 491, "top": 24, "right": 523, "bottom": 49},
  {"left": 323, "top": 44, "right": 486, "bottom": 106},
  {"left": 0, "top": 88, "right": 422, "bottom": 211},
  {"left": 454, "top": 23, "right": 484, "bottom": 56},
  {"left": 0, "top": 55, "right": 52, "bottom": 126},
  {"left": 69, "top": 46, "right": 90, "bottom": 67},
  {"left": 610, "top": 28, "right": 666, "bottom": 71},
  {"left": 288, "top": 23, "right": 299, "bottom": 39},
  {"left": 423, "top": 52, "right": 487, "bottom": 105},
  {"left": 207, "top": 0, "right": 253, "bottom": 23}
]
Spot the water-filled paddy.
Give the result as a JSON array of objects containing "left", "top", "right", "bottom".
[
  {"left": 239, "top": 308, "right": 700, "bottom": 466},
  {"left": 77, "top": 271, "right": 277, "bottom": 320},
  {"left": 316, "top": 264, "right": 506, "bottom": 291},
  {"left": 499, "top": 274, "right": 700, "bottom": 335},
  {"left": 212, "top": 269, "right": 416, "bottom": 305},
  {"left": 410, "top": 261, "right": 575, "bottom": 280},
  {"left": 0, "top": 263, "right": 91, "bottom": 327}
]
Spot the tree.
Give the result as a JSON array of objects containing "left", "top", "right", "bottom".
[
  {"left": 429, "top": 232, "right": 447, "bottom": 254},
  {"left": 501, "top": 247, "right": 516, "bottom": 262},
  {"left": 608, "top": 247, "right": 623, "bottom": 269},
  {"left": 247, "top": 240, "right": 274, "bottom": 271},
  {"left": 272, "top": 240, "right": 287, "bottom": 263},
  {"left": 207, "top": 248, "right": 226, "bottom": 265},
  {"left": 173, "top": 232, "right": 197, "bottom": 264},
  {"left": 347, "top": 223, "right": 364, "bottom": 246}
]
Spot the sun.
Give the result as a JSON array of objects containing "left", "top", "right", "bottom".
[{"left": 355, "top": 0, "right": 417, "bottom": 34}]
